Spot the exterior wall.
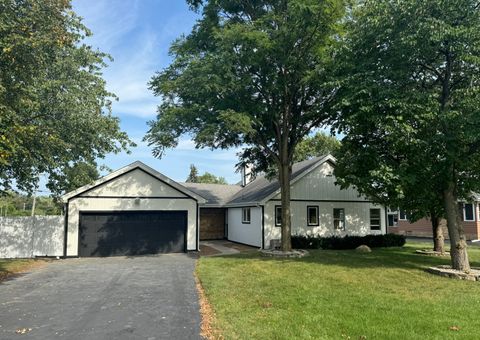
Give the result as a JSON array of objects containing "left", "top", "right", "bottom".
[
  {"left": 227, "top": 207, "right": 262, "bottom": 247},
  {"left": 67, "top": 197, "right": 198, "bottom": 256},
  {"left": 0, "top": 216, "right": 64, "bottom": 258},
  {"left": 273, "top": 162, "right": 364, "bottom": 201},
  {"left": 389, "top": 217, "right": 480, "bottom": 240},
  {"left": 83, "top": 168, "right": 187, "bottom": 198},
  {"left": 200, "top": 208, "right": 225, "bottom": 240},
  {"left": 265, "top": 162, "right": 385, "bottom": 248},
  {"left": 264, "top": 201, "right": 386, "bottom": 248}
]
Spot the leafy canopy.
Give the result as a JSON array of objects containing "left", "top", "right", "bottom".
[
  {"left": 0, "top": 0, "right": 134, "bottom": 194},
  {"left": 294, "top": 131, "right": 341, "bottom": 162},
  {"left": 333, "top": 0, "right": 480, "bottom": 207},
  {"left": 145, "top": 0, "right": 344, "bottom": 172}
]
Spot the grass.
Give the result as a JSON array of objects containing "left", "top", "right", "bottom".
[
  {"left": 0, "top": 259, "right": 46, "bottom": 282},
  {"left": 197, "top": 242, "right": 480, "bottom": 339}
]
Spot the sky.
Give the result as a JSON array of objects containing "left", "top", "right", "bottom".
[{"left": 69, "top": 0, "right": 243, "bottom": 186}]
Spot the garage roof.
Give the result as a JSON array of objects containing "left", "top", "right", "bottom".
[{"left": 61, "top": 161, "right": 207, "bottom": 203}]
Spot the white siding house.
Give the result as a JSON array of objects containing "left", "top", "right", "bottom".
[{"left": 223, "top": 155, "right": 386, "bottom": 248}]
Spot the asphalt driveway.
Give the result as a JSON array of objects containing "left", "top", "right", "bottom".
[{"left": 0, "top": 254, "right": 201, "bottom": 340}]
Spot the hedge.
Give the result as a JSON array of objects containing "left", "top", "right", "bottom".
[{"left": 291, "top": 233, "right": 406, "bottom": 250}]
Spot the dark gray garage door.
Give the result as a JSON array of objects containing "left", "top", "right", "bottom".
[{"left": 79, "top": 211, "right": 187, "bottom": 257}]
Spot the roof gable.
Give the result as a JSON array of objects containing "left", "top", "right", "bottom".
[
  {"left": 227, "top": 154, "right": 336, "bottom": 206},
  {"left": 61, "top": 161, "right": 207, "bottom": 203}
]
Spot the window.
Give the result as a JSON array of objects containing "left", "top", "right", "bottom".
[
  {"left": 307, "top": 206, "right": 319, "bottom": 226},
  {"left": 333, "top": 208, "right": 345, "bottom": 230},
  {"left": 463, "top": 203, "right": 475, "bottom": 222},
  {"left": 275, "top": 206, "right": 282, "bottom": 226},
  {"left": 370, "top": 209, "right": 381, "bottom": 230},
  {"left": 399, "top": 210, "right": 407, "bottom": 221},
  {"left": 388, "top": 214, "right": 398, "bottom": 227},
  {"left": 242, "top": 207, "right": 251, "bottom": 224}
]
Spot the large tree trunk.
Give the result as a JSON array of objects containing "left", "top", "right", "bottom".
[
  {"left": 279, "top": 153, "right": 292, "bottom": 252},
  {"left": 443, "top": 181, "right": 470, "bottom": 272},
  {"left": 430, "top": 214, "right": 444, "bottom": 253}
]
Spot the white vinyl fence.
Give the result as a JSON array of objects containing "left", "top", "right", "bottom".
[{"left": 0, "top": 216, "right": 64, "bottom": 258}]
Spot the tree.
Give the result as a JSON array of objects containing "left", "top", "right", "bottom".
[
  {"left": 0, "top": 0, "right": 133, "bottom": 195},
  {"left": 145, "top": 0, "right": 345, "bottom": 251},
  {"left": 47, "top": 161, "right": 101, "bottom": 198},
  {"left": 294, "top": 132, "right": 341, "bottom": 162},
  {"left": 186, "top": 164, "right": 227, "bottom": 184},
  {"left": 332, "top": 0, "right": 480, "bottom": 271},
  {"left": 197, "top": 172, "right": 228, "bottom": 184},
  {"left": 186, "top": 164, "right": 199, "bottom": 182}
]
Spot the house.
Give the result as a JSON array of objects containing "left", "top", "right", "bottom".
[
  {"left": 387, "top": 199, "right": 480, "bottom": 240},
  {"left": 61, "top": 154, "right": 386, "bottom": 257}
]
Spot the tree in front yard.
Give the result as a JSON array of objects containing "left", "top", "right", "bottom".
[
  {"left": 145, "top": 0, "right": 345, "bottom": 251},
  {"left": 332, "top": 0, "right": 480, "bottom": 271},
  {"left": 0, "top": 0, "right": 134, "bottom": 195}
]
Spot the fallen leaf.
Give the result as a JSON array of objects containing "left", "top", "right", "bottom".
[
  {"left": 15, "top": 328, "right": 32, "bottom": 334},
  {"left": 449, "top": 326, "right": 460, "bottom": 331}
]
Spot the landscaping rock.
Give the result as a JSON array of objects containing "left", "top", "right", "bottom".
[
  {"left": 426, "top": 265, "right": 480, "bottom": 281},
  {"left": 260, "top": 249, "right": 309, "bottom": 258},
  {"left": 355, "top": 245, "right": 372, "bottom": 253},
  {"left": 415, "top": 249, "right": 449, "bottom": 257}
]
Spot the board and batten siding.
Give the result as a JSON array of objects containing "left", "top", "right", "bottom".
[
  {"left": 66, "top": 169, "right": 198, "bottom": 256},
  {"left": 227, "top": 207, "right": 262, "bottom": 247},
  {"left": 265, "top": 161, "right": 386, "bottom": 248}
]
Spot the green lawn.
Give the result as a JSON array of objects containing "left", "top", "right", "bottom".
[{"left": 197, "top": 243, "right": 480, "bottom": 339}]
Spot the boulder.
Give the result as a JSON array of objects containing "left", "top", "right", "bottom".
[{"left": 356, "top": 245, "right": 372, "bottom": 253}]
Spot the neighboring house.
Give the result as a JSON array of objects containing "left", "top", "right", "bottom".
[
  {"left": 61, "top": 154, "right": 386, "bottom": 257},
  {"left": 387, "top": 200, "right": 480, "bottom": 240}
]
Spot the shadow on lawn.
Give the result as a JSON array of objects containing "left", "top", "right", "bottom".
[{"left": 211, "top": 246, "right": 480, "bottom": 272}]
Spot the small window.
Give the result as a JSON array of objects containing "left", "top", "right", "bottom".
[
  {"left": 307, "top": 206, "right": 319, "bottom": 226},
  {"left": 388, "top": 214, "right": 398, "bottom": 227},
  {"left": 242, "top": 207, "right": 251, "bottom": 224},
  {"left": 275, "top": 205, "right": 282, "bottom": 227},
  {"left": 463, "top": 203, "right": 475, "bottom": 222},
  {"left": 333, "top": 208, "right": 345, "bottom": 231},
  {"left": 370, "top": 209, "right": 381, "bottom": 230},
  {"left": 399, "top": 210, "right": 407, "bottom": 221}
]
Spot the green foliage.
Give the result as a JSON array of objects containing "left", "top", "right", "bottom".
[
  {"left": 145, "top": 0, "right": 345, "bottom": 172},
  {"left": 293, "top": 132, "right": 341, "bottom": 162},
  {"left": 0, "top": 192, "right": 61, "bottom": 216},
  {"left": 196, "top": 172, "right": 227, "bottom": 185},
  {"left": 186, "top": 164, "right": 227, "bottom": 184},
  {"left": 291, "top": 234, "right": 406, "bottom": 249},
  {"left": 332, "top": 0, "right": 480, "bottom": 220},
  {"left": 186, "top": 164, "right": 199, "bottom": 182},
  {"left": 0, "top": 0, "right": 134, "bottom": 194}
]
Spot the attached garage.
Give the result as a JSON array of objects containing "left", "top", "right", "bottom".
[{"left": 62, "top": 162, "right": 206, "bottom": 257}]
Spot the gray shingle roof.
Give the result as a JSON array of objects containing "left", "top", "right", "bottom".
[
  {"left": 180, "top": 182, "right": 242, "bottom": 206},
  {"left": 227, "top": 155, "right": 331, "bottom": 205}
]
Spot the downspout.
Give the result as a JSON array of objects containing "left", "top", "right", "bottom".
[
  {"left": 63, "top": 202, "right": 69, "bottom": 258},
  {"left": 261, "top": 205, "right": 265, "bottom": 249}
]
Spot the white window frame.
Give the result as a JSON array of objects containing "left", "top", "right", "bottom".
[
  {"left": 242, "top": 207, "right": 251, "bottom": 224},
  {"left": 307, "top": 206, "right": 319, "bottom": 226},
  {"left": 370, "top": 208, "right": 382, "bottom": 230},
  {"left": 333, "top": 208, "right": 345, "bottom": 231},
  {"left": 398, "top": 210, "right": 407, "bottom": 221},
  {"left": 463, "top": 203, "right": 475, "bottom": 222}
]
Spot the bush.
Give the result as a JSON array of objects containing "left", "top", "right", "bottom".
[{"left": 291, "top": 233, "right": 406, "bottom": 250}]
